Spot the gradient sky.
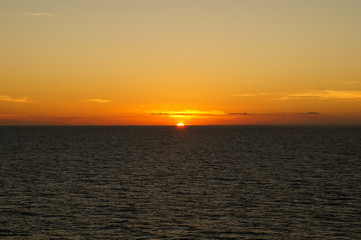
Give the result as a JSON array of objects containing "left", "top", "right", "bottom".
[{"left": 1, "top": 0, "right": 361, "bottom": 125}]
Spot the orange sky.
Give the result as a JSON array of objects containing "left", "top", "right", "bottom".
[{"left": 1, "top": 0, "right": 361, "bottom": 125}]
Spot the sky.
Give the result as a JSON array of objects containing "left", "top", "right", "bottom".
[{"left": 1, "top": 0, "right": 361, "bottom": 125}]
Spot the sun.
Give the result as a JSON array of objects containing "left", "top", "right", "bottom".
[{"left": 177, "top": 123, "right": 185, "bottom": 127}]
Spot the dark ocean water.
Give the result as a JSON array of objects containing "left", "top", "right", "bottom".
[{"left": 1, "top": 126, "right": 361, "bottom": 239}]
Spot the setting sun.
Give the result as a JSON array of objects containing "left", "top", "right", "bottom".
[{"left": 177, "top": 123, "right": 185, "bottom": 127}]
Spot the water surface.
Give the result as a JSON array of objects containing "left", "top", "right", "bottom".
[{"left": 1, "top": 126, "right": 361, "bottom": 239}]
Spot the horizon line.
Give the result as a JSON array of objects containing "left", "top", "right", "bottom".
[{"left": 1, "top": 123, "right": 361, "bottom": 127}]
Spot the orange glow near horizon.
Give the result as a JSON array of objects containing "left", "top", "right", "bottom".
[{"left": 1, "top": 1, "right": 361, "bottom": 125}]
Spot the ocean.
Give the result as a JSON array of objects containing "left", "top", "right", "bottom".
[{"left": 1, "top": 126, "right": 361, "bottom": 239}]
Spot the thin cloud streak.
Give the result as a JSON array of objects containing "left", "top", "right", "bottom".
[
  {"left": 0, "top": 113, "right": 27, "bottom": 119},
  {"left": 235, "top": 93, "right": 268, "bottom": 97},
  {"left": 84, "top": 98, "right": 112, "bottom": 103},
  {"left": 0, "top": 95, "right": 34, "bottom": 103},
  {"left": 152, "top": 111, "right": 321, "bottom": 118},
  {"left": 228, "top": 112, "right": 320, "bottom": 116},
  {"left": 151, "top": 110, "right": 225, "bottom": 117},
  {"left": 1, "top": 13, "right": 59, "bottom": 17},
  {"left": 151, "top": 113, "right": 222, "bottom": 116},
  {"left": 295, "top": 112, "right": 320, "bottom": 115},
  {"left": 277, "top": 90, "right": 361, "bottom": 100},
  {"left": 236, "top": 90, "right": 361, "bottom": 101},
  {"left": 228, "top": 113, "right": 255, "bottom": 116}
]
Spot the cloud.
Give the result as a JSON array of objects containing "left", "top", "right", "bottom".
[
  {"left": 295, "top": 112, "right": 320, "bottom": 115},
  {"left": 228, "top": 113, "right": 255, "bottom": 116},
  {"left": 0, "top": 95, "right": 34, "bottom": 103},
  {"left": 1, "top": 13, "right": 59, "bottom": 17},
  {"left": 228, "top": 112, "right": 320, "bottom": 117},
  {"left": 151, "top": 110, "right": 319, "bottom": 119},
  {"left": 277, "top": 90, "right": 361, "bottom": 100},
  {"left": 151, "top": 112, "right": 217, "bottom": 116},
  {"left": 84, "top": 98, "right": 112, "bottom": 103},
  {"left": 235, "top": 93, "right": 268, "bottom": 97},
  {"left": 236, "top": 90, "right": 361, "bottom": 102},
  {"left": 151, "top": 110, "right": 225, "bottom": 117},
  {"left": 0, "top": 113, "right": 26, "bottom": 119}
]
